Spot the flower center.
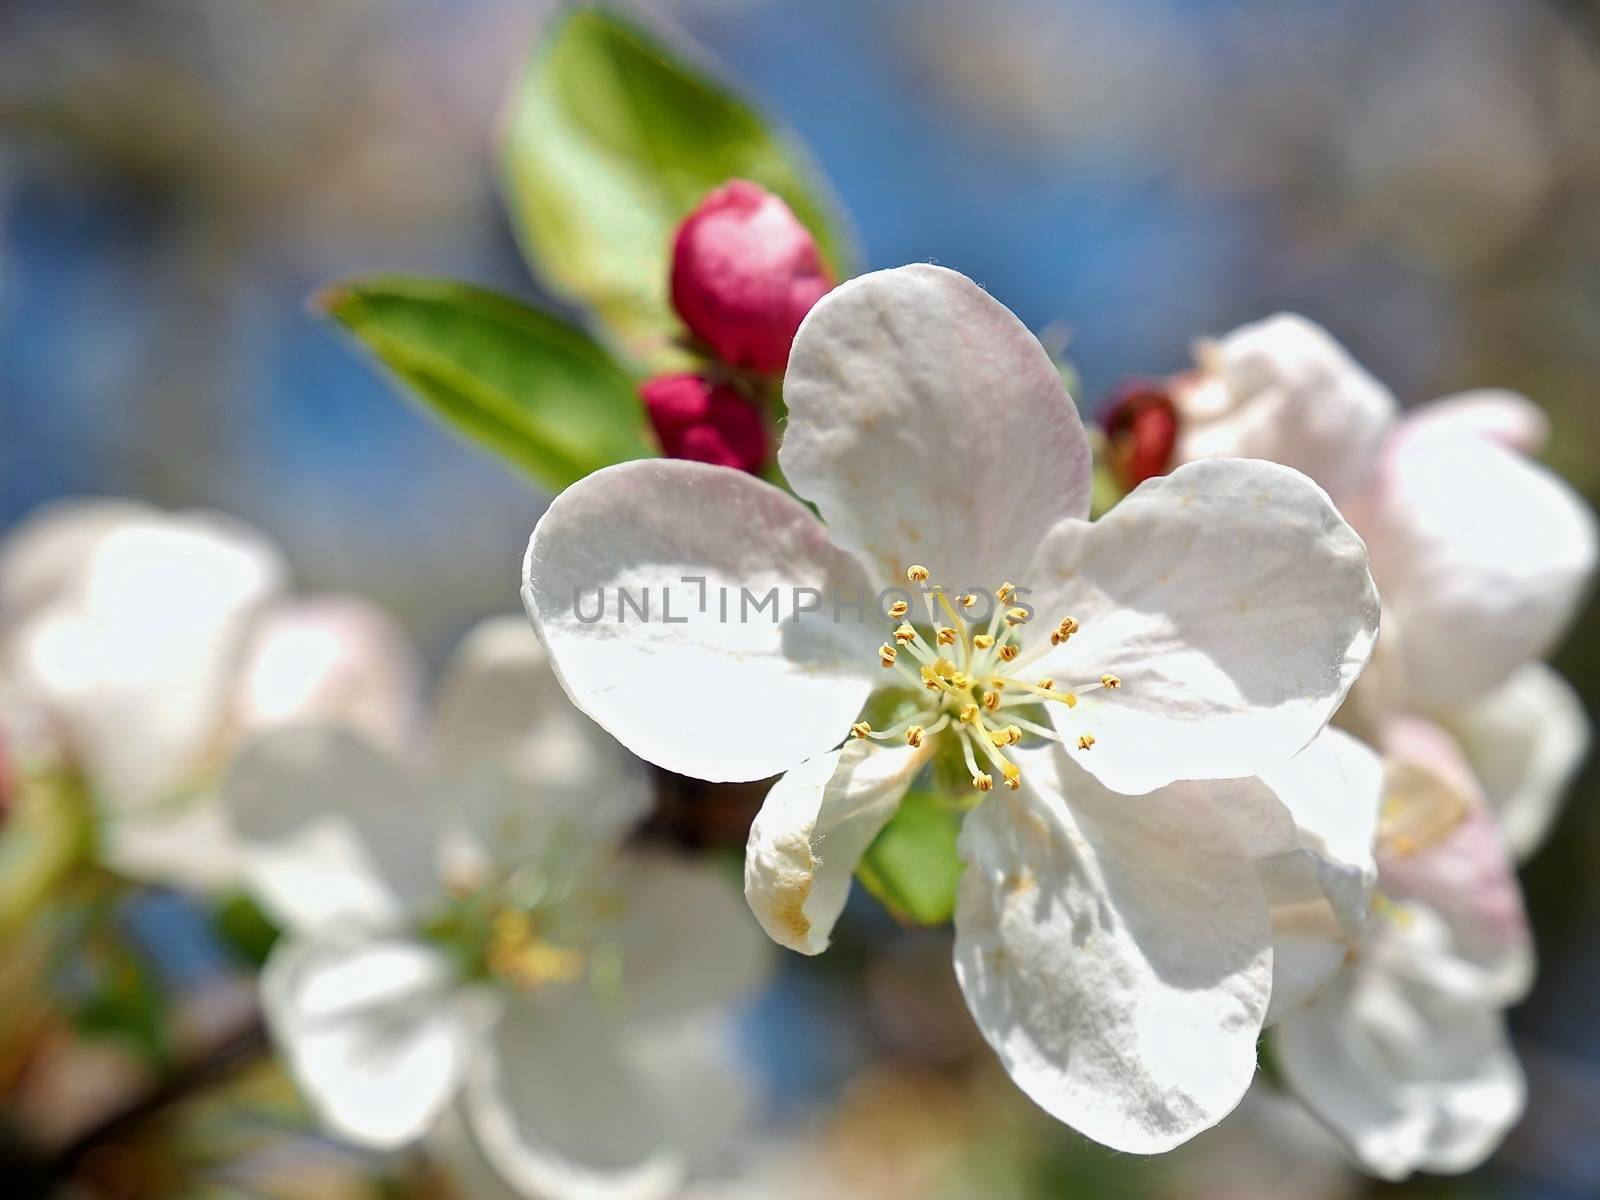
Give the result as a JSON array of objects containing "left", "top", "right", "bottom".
[
  {"left": 485, "top": 906, "right": 587, "bottom": 990},
  {"left": 850, "top": 565, "right": 1120, "bottom": 792}
]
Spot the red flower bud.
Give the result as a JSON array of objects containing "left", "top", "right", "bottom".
[
  {"left": 670, "top": 180, "right": 831, "bottom": 373},
  {"left": 1101, "top": 379, "right": 1177, "bottom": 490},
  {"left": 641, "top": 374, "right": 769, "bottom": 474}
]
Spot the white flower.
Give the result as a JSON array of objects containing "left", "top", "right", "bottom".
[
  {"left": 1274, "top": 717, "right": 1533, "bottom": 1180},
  {"left": 522, "top": 265, "right": 1383, "bottom": 1150},
  {"left": 224, "top": 617, "right": 768, "bottom": 1200},
  {"left": 0, "top": 499, "right": 418, "bottom": 890},
  {"left": 1170, "top": 314, "right": 1595, "bottom": 841}
]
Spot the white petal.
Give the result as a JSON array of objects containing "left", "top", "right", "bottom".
[
  {"left": 1402, "top": 389, "right": 1549, "bottom": 455},
  {"left": 744, "top": 739, "right": 928, "bottom": 954},
  {"left": 523, "top": 460, "right": 878, "bottom": 783},
  {"left": 465, "top": 997, "right": 684, "bottom": 1200},
  {"left": 1441, "top": 661, "right": 1589, "bottom": 862},
  {"left": 100, "top": 794, "right": 243, "bottom": 892},
  {"left": 1274, "top": 905, "right": 1526, "bottom": 1181},
  {"left": 1222, "top": 729, "right": 1384, "bottom": 1024},
  {"left": 594, "top": 852, "right": 771, "bottom": 1023},
  {"left": 953, "top": 746, "right": 1273, "bottom": 1153},
  {"left": 779, "top": 263, "right": 1092, "bottom": 590},
  {"left": 1363, "top": 426, "right": 1596, "bottom": 707},
  {"left": 430, "top": 616, "right": 650, "bottom": 877},
  {"left": 223, "top": 725, "right": 437, "bottom": 936},
  {"left": 262, "top": 936, "right": 468, "bottom": 1150},
  {"left": 0, "top": 497, "right": 152, "bottom": 620},
  {"left": 232, "top": 595, "right": 421, "bottom": 750},
  {"left": 1023, "top": 458, "right": 1380, "bottom": 795},
  {"left": 620, "top": 1013, "right": 759, "bottom": 1171},
  {"left": 6, "top": 508, "right": 286, "bottom": 812},
  {"left": 1173, "top": 313, "right": 1397, "bottom": 503}
]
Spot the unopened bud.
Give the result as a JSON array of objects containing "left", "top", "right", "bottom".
[
  {"left": 1101, "top": 379, "right": 1177, "bottom": 490},
  {"left": 670, "top": 180, "right": 832, "bottom": 373},
  {"left": 641, "top": 374, "right": 769, "bottom": 473}
]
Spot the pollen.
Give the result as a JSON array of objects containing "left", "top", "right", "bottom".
[
  {"left": 851, "top": 721, "right": 873, "bottom": 739},
  {"left": 888, "top": 599, "right": 910, "bottom": 619},
  {"left": 907, "top": 564, "right": 930, "bottom": 583}
]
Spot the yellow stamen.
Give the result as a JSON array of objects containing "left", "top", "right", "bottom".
[
  {"left": 973, "top": 633, "right": 996, "bottom": 651},
  {"left": 1063, "top": 692, "right": 1078, "bottom": 708},
  {"left": 879, "top": 643, "right": 898, "bottom": 667},
  {"left": 1077, "top": 734, "right": 1095, "bottom": 751},
  {"left": 851, "top": 721, "right": 873, "bottom": 739},
  {"left": 888, "top": 599, "right": 910, "bottom": 619},
  {"left": 998, "top": 644, "right": 1019, "bottom": 662},
  {"left": 906, "top": 725, "right": 925, "bottom": 748},
  {"left": 960, "top": 593, "right": 979, "bottom": 610},
  {"left": 972, "top": 773, "right": 994, "bottom": 792},
  {"left": 1100, "top": 674, "right": 1121, "bottom": 689},
  {"left": 937, "top": 626, "right": 958, "bottom": 645},
  {"left": 1005, "top": 607, "right": 1030, "bottom": 626},
  {"left": 1005, "top": 724, "right": 1022, "bottom": 745},
  {"left": 907, "top": 565, "right": 930, "bottom": 583},
  {"left": 1036, "top": 677, "right": 1054, "bottom": 690},
  {"left": 958, "top": 704, "right": 979, "bottom": 724},
  {"left": 982, "top": 690, "right": 1000, "bottom": 711},
  {"left": 894, "top": 623, "right": 917, "bottom": 643},
  {"left": 997, "top": 582, "right": 1016, "bottom": 603}
]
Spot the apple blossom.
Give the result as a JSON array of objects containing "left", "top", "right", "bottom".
[
  {"left": 523, "top": 264, "right": 1383, "bottom": 1150},
  {"left": 224, "top": 617, "right": 768, "bottom": 1200},
  {"left": 1165, "top": 314, "right": 1595, "bottom": 854},
  {"left": 1274, "top": 718, "right": 1534, "bottom": 1180},
  {"left": 671, "top": 180, "right": 832, "bottom": 372},
  {"left": 0, "top": 498, "right": 419, "bottom": 889}
]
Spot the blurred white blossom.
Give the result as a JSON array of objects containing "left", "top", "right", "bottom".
[{"left": 224, "top": 616, "right": 769, "bottom": 1200}]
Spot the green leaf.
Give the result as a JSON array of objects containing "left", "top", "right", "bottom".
[
  {"left": 502, "top": 5, "right": 854, "bottom": 358},
  {"left": 320, "top": 276, "right": 654, "bottom": 491},
  {"left": 856, "top": 789, "right": 965, "bottom": 926}
]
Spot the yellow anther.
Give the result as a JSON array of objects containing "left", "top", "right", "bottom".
[
  {"left": 1062, "top": 692, "right": 1078, "bottom": 708},
  {"left": 982, "top": 690, "right": 1000, "bottom": 711},
  {"left": 1005, "top": 607, "right": 1030, "bottom": 626},
  {"left": 937, "top": 626, "right": 958, "bottom": 645},
  {"left": 998, "top": 643, "right": 1020, "bottom": 662},
  {"left": 997, "top": 582, "right": 1016, "bottom": 603},
  {"left": 972, "top": 773, "right": 994, "bottom": 792},
  {"left": 1036, "top": 677, "right": 1054, "bottom": 691},
  {"left": 990, "top": 729, "right": 1011, "bottom": 748},
  {"left": 932, "top": 657, "right": 957, "bottom": 677},
  {"left": 1005, "top": 724, "right": 1023, "bottom": 746},
  {"left": 920, "top": 664, "right": 943, "bottom": 691},
  {"left": 907, "top": 564, "right": 930, "bottom": 583},
  {"left": 1003, "top": 775, "right": 1022, "bottom": 791},
  {"left": 851, "top": 721, "right": 873, "bottom": 740},
  {"left": 894, "top": 623, "right": 918, "bottom": 643},
  {"left": 887, "top": 599, "right": 910, "bottom": 619},
  {"left": 1058, "top": 616, "right": 1080, "bottom": 637},
  {"left": 906, "top": 725, "right": 925, "bottom": 748},
  {"left": 1001, "top": 760, "right": 1021, "bottom": 783},
  {"left": 1100, "top": 673, "right": 1121, "bottom": 689},
  {"left": 879, "top": 643, "right": 898, "bottom": 667},
  {"left": 958, "top": 704, "right": 979, "bottom": 724},
  {"left": 951, "top": 672, "right": 975, "bottom": 690},
  {"left": 1077, "top": 734, "right": 1096, "bottom": 751},
  {"left": 973, "top": 633, "right": 996, "bottom": 650},
  {"left": 960, "top": 593, "right": 979, "bottom": 610}
]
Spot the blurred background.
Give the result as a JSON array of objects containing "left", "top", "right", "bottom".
[{"left": 3, "top": 0, "right": 1598, "bottom": 1196}]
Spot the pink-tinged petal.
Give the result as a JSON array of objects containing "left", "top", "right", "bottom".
[
  {"left": 780, "top": 264, "right": 1091, "bottom": 592},
  {"left": 1361, "top": 425, "right": 1596, "bottom": 707},
  {"left": 954, "top": 746, "right": 1273, "bottom": 1153},
  {"left": 1402, "top": 389, "right": 1549, "bottom": 455},
  {"left": 522, "top": 460, "right": 879, "bottom": 784},
  {"left": 1172, "top": 313, "right": 1397, "bottom": 504},
  {"left": 1022, "top": 458, "right": 1379, "bottom": 795}
]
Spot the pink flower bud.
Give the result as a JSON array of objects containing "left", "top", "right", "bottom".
[
  {"left": 670, "top": 180, "right": 832, "bottom": 373},
  {"left": 1101, "top": 379, "right": 1177, "bottom": 490},
  {"left": 641, "top": 374, "right": 769, "bottom": 474}
]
